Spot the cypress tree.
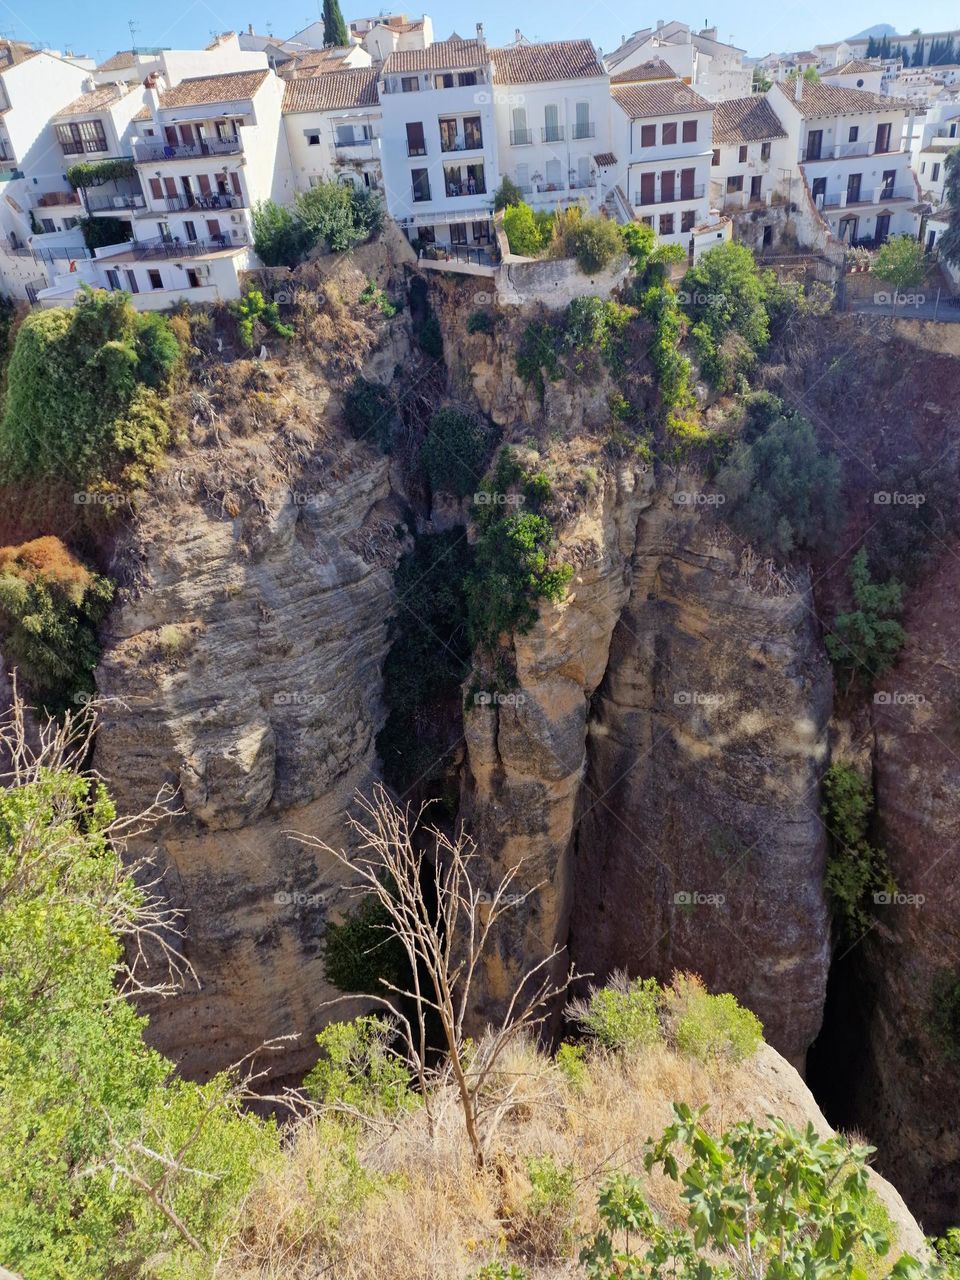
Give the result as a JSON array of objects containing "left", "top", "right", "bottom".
[{"left": 322, "top": 0, "right": 349, "bottom": 47}]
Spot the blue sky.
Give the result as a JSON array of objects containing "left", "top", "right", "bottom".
[{"left": 18, "top": 0, "right": 960, "bottom": 65}]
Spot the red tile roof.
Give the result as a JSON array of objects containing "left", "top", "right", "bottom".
[
  {"left": 713, "top": 95, "right": 787, "bottom": 144},
  {"left": 153, "top": 68, "right": 271, "bottom": 108},
  {"left": 382, "top": 39, "right": 485, "bottom": 74},
  {"left": 612, "top": 80, "right": 714, "bottom": 118},
  {"left": 821, "top": 58, "right": 881, "bottom": 76},
  {"left": 282, "top": 67, "right": 379, "bottom": 112},
  {"left": 609, "top": 57, "right": 677, "bottom": 85},
  {"left": 775, "top": 79, "right": 912, "bottom": 117},
  {"left": 53, "top": 83, "right": 134, "bottom": 119},
  {"left": 491, "top": 40, "right": 604, "bottom": 84}
]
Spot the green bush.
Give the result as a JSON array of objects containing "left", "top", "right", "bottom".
[
  {"left": 826, "top": 548, "right": 906, "bottom": 691},
  {"left": 305, "top": 1016, "right": 414, "bottom": 1115},
  {"left": 680, "top": 242, "right": 775, "bottom": 390},
  {"left": 252, "top": 198, "right": 313, "bottom": 267},
  {"left": 570, "top": 214, "right": 623, "bottom": 275},
  {"left": 664, "top": 973, "right": 763, "bottom": 1065},
  {"left": 230, "top": 287, "right": 295, "bottom": 349},
  {"left": 466, "top": 455, "right": 572, "bottom": 649},
  {"left": 359, "top": 277, "right": 398, "bottom": 316},
  {"left": 503, "top": 201, "right": 547, "bottom": 256},
  {"left": 567, "top": 972, "right": 663, "bottom": 1051},
  {"left": 344, "top": 376, "right": 400, "bottom": 452},
  {"left": 78, "top": 214, "right": 132, "bottom": 251},
  {"left": 0, "top": 538, "right": 114, "bottom": 715},
  {"left": 716, "top": 402, "right": 842, "bottom": 558},
  {"left": 295, "top": 180, "right": 384, "bottom": 253},
  {"left": 515, "top": 318, "right": 563, "bottom": 401},
  {"left": 322, "top": 892, "right": 409, "bottom": 996},
  {"left": 0, "top": 287, "right": 179, "bottom": 488},
  {"left": 641, "top": 286, "right": 694, "bottom": 418},
  {"left": 621, "top": 220, "right": 656, "bottom": 275},
  {"left": 467, "top": 309, "right": 496, "bottom": 335},
  {"left": 821, "top": 761, "right": 896, "bottom": 936},
  {"left": 424, "top": 406, "right": 497, "bottom": 497},
  {"left": 872, "top": 235, "right": 927, "bottom": 292},
  {"left": 418, "top": 307, "right": 444, "bottom": 359},
  {"left": 493, "top": 176, "right": 523, "bottom": 211},
  {"left": 564, "top": 296, "right": 632, "bottom": 374}
]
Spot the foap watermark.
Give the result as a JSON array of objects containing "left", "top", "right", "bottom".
[
  {"left": 473, "top": 287, "right": 524, "bottom": 306},
  {"left": 674, "top": 491, "right": 725, "bottom": 507},
  {"left": 676, "top": 289, "right": 727, "bottom": 308},
  {"left": 273, "top": 690, "right": 327, "bottom": 708},
  {"left": 475, "top": 890, "right": 525, "bottom": 906},
  {"left": 873, "top": 690, "right": 927, "bottom": 707},
  {"left": 288, "top": 490, "right": 331, "bottom": 510},
  {"left": 74, "top": 491, "right": 123, "bottom": 509},
  {"left": 873, "top": 891, "right": 925, "bottom": 907},
  {"left": 274, "top": 889, "right": 322, "bottom": 907},
  {"left": 473, "top": 690, "right": 527, "bottom": 708},
  {"left": 474, "top": 490, "right": 525, "bottom": 507},
  {"left": 674, "top": 691, "right": 725, "bottom": 707},
  {"left": 674, "top": 890, "right": 726, "bottom": 907},
  {"left": 873, "top": 290, "right": 926, "bottom": 307},
  {"left": 873, "top": 491, "right": 925, "bottom": 506},
  {"left": 473, "top": 88, "right": 526, "bottom": 107}
]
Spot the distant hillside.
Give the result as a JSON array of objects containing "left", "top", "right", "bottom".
[{"left": 849, "top": 22, "right": 897, "bottom": 37}]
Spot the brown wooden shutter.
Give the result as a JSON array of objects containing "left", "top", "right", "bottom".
[
  {"left": 230, "top": 171, "right": 242, "bottom": 196},
  {"left": 149, "top": 177, "right": 162, "bottom": 200},
  {"left": 163, "top": 177, "right": 177, "bottom": 197},
  {"left": 197, "top": 173, "right": 212, "bottom": 196}
]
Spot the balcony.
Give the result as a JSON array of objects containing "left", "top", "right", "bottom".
[
  {"left": 144, "top": 192, "right": 246, "bottom": 215},
  {"left": 571, "top": 122, "right": 596, "bottom": 140},
  {"left": 85, "top": 192, "right": 146, "bottom": 212},
  {"left": 636, "top": 183, "right": 706, "bottom": 206},
  {"left": 121, "top": 233, "right": 249, "bottom": 260},
  {"left": 542, "top": 125, "right": 564, "bottom": 143},
  {"left": 510, "top": 128, "right": 533, "bottom": 146},
  {"left": 133, "top": 136, "right": 243, "bottom": 163},
  {"left": 440, "top": 132, "right": 484, "bottom": 153},
  {"left": 818, "top": 185, "right": 914, "bottom": 208},
  {"left": 35, "top": 191, "right": 81, "bottom": 209}
]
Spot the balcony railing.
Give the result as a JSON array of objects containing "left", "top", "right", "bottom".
[
  {"left": 133, "top": 136, "right": 243, "bottom": 162},
  {"left": 35, "top": 192, "right": 81, "bottom": 208},
  {"left": 571, "top": 122, "right": 596, "bottom": 139},
  {"left": 85, "top": 192, "right": 146, "bottom": 212},
  {"left": 148, "top": 192, "right": 246, "bottom": 214},
  {"left": 334, "top": 135, "right": 377, "bottom": 150},
  {"left": 445, "top": 180, "right": 486, "bottom": 197},
  {"left": 440, "top": 132, "right": 484, "bottom": 153},
  {"left": 818, "top": 186, "right": 913, "bottom": 208},
  {"left": 636, "top": 183, "right": 705, "bottom": 206},
  {"left": 510, "top": 128, "right": 533, "bottom": 145},
  {"left": 60, "top": 140, "right": 109, "bottom": 156},
  {"left": 407, "top": 142, "right": 427, "bottom": 157},
  {"left": 542, "top": 125, "right": 564, "bottom": 142},
  {"left": 125, "top": 233, "right": 249, "bottom": 259}
]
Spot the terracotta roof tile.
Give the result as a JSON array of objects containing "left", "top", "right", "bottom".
[
  {"left": 775, "top": 79, "right": 912, "bottom": 117},
  {"left": 96, "top": 50, "right": 138, "bottom": 72},
  {"left": 491, "top": 40, "right": 604, "bottom": 84},
  {"left": 282, "top": 67, "right": 379, "bottom": 112},
  {"left": 713, "top": 96, "right": 787, "bottom": 144},
  {"left": 612, "top": 80, "right": 714, "bottom": 118},
  {"left": 821, "top": 58, "right": 880, "bottom": 76},
  {"left": 609, "top": 57, "right": 677, "bottom": 85},
  {"left": 594, "top": 151, "right": 617, "bottom": 165},
  {"left": 382, "top": 39, "right": 485, "bottom": 74},
  {"left": 53, "top": 83, "right": 133, "bottom": 119},
  {"left": 153, "top": 68, "right": 271, "bottom": 108}
]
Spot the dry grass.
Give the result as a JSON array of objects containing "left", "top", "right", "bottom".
[{"left": 216, "top": 1037, "right": 801, "bottom": 1280}]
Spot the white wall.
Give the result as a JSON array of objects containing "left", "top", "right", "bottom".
[
  {"left": 710, "top": 132, "right": 794, "bottom": 209},
  {"left": 613, "top": 104, "right": 714, "bottom": 247},
  {"left": 284, "top": 107, "right": 382, "bottom": 191}
]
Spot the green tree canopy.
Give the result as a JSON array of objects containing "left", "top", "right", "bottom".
[
  {"left": 322, "top": 0, "right": 349, "bottom": 46},
  {"left": 872, "top": 234, "right": 927, "bottom": 292}
]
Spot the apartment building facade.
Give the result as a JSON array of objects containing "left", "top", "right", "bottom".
[
  {"left": 283, "top": 69, "right": 382, "bottom": 192},
  {"left": 605, "top": 21, "right": 751, "bottom": 102},
  {"left": 710, "top": 95, "right": 793, "bottom": 214},
  {"left": 770, "top": 79, "right": 921, "bottom": 247},
  {"left": 912, "top": 100, "right": 960, "bottom": 203}
]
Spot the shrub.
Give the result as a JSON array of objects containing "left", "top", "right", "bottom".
[
  {"left": 0, "top": 287, "right": 179, "bottom": 488},
  {"left": 680, "top": 242, "right": 774, "bottom": 390},
  {"left": 826, "top": 548, "right": 906, "bottom": 691},
  {"left": 359, "top": 277, "right": 398, "bottom": 316},
  {"left": 716, "top": 403, "right": 842, "bottom": 558},
  {"left": 321, "top": 893, "right": 409, "bottom": 995},
  {"left": 423, "top": 406, "right": 497, "bottom": 497},
  {"left": 641, "top": 285, "right": 694, "bottom": 418},
  {"left": 467, "top": 309, "right": 496, "bottom": 335},
  {"left": 555, "top": 1042, "right": 588, "bottom": 1089},
  {"left": 564, "top": 296, "right": 632, "bottom": 374},
  {"left": 344, "top": 376, "right": 400, "bottom": 451},
  {"left": 872, "top": 234, "right": 927, "bottom": 292},
  {"left": 418, "top": 307, "right": 444, "bottom": 359},
  {"left": 821, "top": 761, "right": 896, "bottom": 936},
  {"left": 0, "top": 539, "right": 114, "bottom": 715},
  {"left": 566, "top": 971, "right": 663, "bottom": 1051},
  {"left": 621, "top": 220, "right": 656, "bottom": 275},
  {"left": 571, "top": 214, "right": 623, "bottom": 275},
  {"left": 515, "top": 318, "right": 563, "bottom": 401},
  {"left": 517, "top": 1155, "right": 577, "bottom": 1259},
  {"left": 503, "top": 201, "right": 546, "bottom": 256},
  {"left": 78, "top": 214, "right": 131, "bottom": 251},
  {"left": 252, "top": 198, "right": 313, "bottom": 267},
  {"left": 230, "top": 287, "right": 295, "bottom": 349},
  {"left": 493, "top": 175, "right": 523, "bottom": 211},
  {"left": 663, "top": 973, "right": 763, "bottom": 1065},
  {"left": 305, "top": 1016, "right": 414, "bottom": 1115},
  {"left": 294, "top": 181, "right": 384, "bottom": 253}
]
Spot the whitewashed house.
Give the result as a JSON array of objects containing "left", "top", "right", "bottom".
[
  {"left": 610, "top": 74, "right": 716, "bottom": 247},
  {"left": 283, "top": 69, "right": 382, "bottom": 193},
  {"left": 377, "top": 35, "right": 498, "bottom": 252},
  {"left": 360, "top": 16, "right": 434, "bottom": 62},
  {"left": 769, "top": 78, "right": 922, "bottom": 247},
  {"left": 912, "top": 100, "right": 960, "bottom": 202},
  {"left": 490, "top": 39, "right": 611, "bottom": 214},
  {"left": 280, "top": 46, "right": 372, "bottom": 80},
  {"left": 710, "top": 95, "right": 793, "bottom": 215},
  {"left": 605, "top": 21, "right": 752, "bottom": 102},
  {"left": 819, "top": 60, "right": 884, "bottom": 94}
]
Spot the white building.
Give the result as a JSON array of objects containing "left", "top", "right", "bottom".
[
  {"left": 490, "top": 39, "right": 611, "bottom": 215},
  {"left": 912, "top": 100, "right": 960, "bottom": 203},
  {"left": 357, "top": 16, "right": 433, "bottom": 62},
  {"left": 770, "top": 79, "right": 921, "bottom": 247},
  {"left": 377, "top": 36, "right": 498, "bottom": 251},
  {"left": 280, "top": 46, "right": 372, "bottom": 80},
  {"left": 610, "top": 73, "right": 716, "bottom": 248},
  {"left": 819, "top": 60, "right": 884, "bottom": 94},
  {"left": 283, "top": 69, "right": 382, "bottom": 193},
  {"left": 710, "top": 95, "right": 793, "bottom": 216},
  {"left": 605, "top": 21, "right": 752, "bottom": 102}
]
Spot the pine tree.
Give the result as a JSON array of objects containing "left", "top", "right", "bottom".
[
  {"left": 322, "top": 0, "right": 349, "bottom": 47},
  {"left": 866, "top": 35, "right": 878, "bottom": 57},
  {"left": 912, "top": 39, "right": 925, "bottom": 66},
  {"left": 879, "top": 34, "right": 891, "bottom": 59}
]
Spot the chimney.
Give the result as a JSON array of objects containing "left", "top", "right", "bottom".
[
  {"left": 514, "top": 27, "right": 522, "bottom": 43},
  {"left": 247, "top": 22, "right": 254, "bottom": 34},
  {"left": 656, "top": 19, "right": 664, "bottom": 30},
  {"left": 476, "top": 21, "right": 484, "bottom": 44},
  {"left": 794, "top": 72, "right": 803, "bottom": 100}
]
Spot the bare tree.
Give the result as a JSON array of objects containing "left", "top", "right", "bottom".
[{"left": 291, "top": 784, "right": 576, "bottom": 1168}]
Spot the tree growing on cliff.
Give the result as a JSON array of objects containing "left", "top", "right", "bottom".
[
  {"left": 826, "top": 548, "right": 905, "bottom": 691},
  {"left": 293, "top": 785, "right": 576, "bottom": 1168},
  {"left": 871, "top": 235, "right": 927, "bottom": 295}
]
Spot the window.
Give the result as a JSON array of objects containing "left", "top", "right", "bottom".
[
  {"left": 711, "top": 147, "right": 720, "bottom": 166},
  {"left": 450, "top": 221, "right": 467, "bottom": 244},
  {"left": 511, "top": 106, "right": 531, "bottom": 146},
  {"left": 543, "top": 104, "right": 562, "bottom": 143},
  {"left": 738, "top": 144, "right": 748, "bottom": 163},
  {"left": 187, "top": 269, "right": 201, "bottom": 288},
  {"left": 63, "top": 217, "right": 77, "bottom": 230},
  {"left": 849, "top": 126, "right": 859, "bottom": 142},
  {"left": 411, "top": 168, "right": 431, "bottom": 201},
  {"left": 418, "top": 225, "right": 435, "bottom": 243},
  {"left": 457, "top": 71, "right": 477, "bottom": 86},
  {"left": 125, "top": 269, "right": 138, "bottom": 293},
  {"left": 640, "top": 215, "right": 653, "bottom": 226},
  {"left": 406, "top": 121, "right": 426, "bottom": 156},
  {"left": 463, "top": 115, "right": 482, "bottom": 148},
  {"left": 56, "top": 119, "right": 108, "bottom": 154},
  {"left": 726, "top": 175, "right": 744, "bottom": 193},
  {"left": 401, "top": 75, "right": 420, "bottom": 92},
  {"left": 148, "top": 269, "right": 163, "bottom": 289},
  {"left": 184, "top": 220, "right": 197, "bottom": 242},
  {"left": 681, "top": 209, "right": 696, "bottom": 232},
  {"left": 660, "top": 212, "right": 674, "bottom": 234},
  {"left": 932, "top": 162, "right": 941, "bottom": 181},
  {"left": 105, "top": 269, "right": 121, "bottom": 290},
  {"left": 435, "top": 72, "right": 454, "bottom": 88},
  {"left": 662, "top": 122, "right": 677, "bottom": 145},
  {"left": 921, "top": 161, "right": 926, "bottom": 173},
  {"left": 573, "top": 101, "right": 593, "bottom": 139},
  {"left": 683, "top": 120, "right": 698, "bottom": 142},
  {"left": 544, "top": 158, "right": 561, "bottom": 189},
  {"left": 41, "top": 218, "right": 55, "bottom": 233},
  {"left": 307, "top": 133, "right": 320, "bottom": 145},
  {"left": 760, "top": 141, "right": 771, "bottom": 161},
  {"left": 640, "top": 123, "right": 656, "bottom": 147}
]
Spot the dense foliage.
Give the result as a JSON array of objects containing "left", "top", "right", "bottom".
[
  {"left": 423, "top": 406, "right": 498, "bottom": 498},
  {"left": 821, "top": 761, "right": 896, "bottom": 937},
  {"left": 78, "top": 214, "right": 133, "bottom": 251},
  {"left": 826, "top": 548, "right": 906, "bottom": 690},
  {"left": 344, "top": 376, "right": 401, "bottom": 451},
  {"left": 0, "top": 287, "right": 179, "bottom": 488},
  {"left": 229, "top": 286, "right": 295, "bottom": 349},
  {"left": 938, "top": 147, "right": 960, "bottom": 267},
  {"left": 872, "top": 235, "right": 927, "bottom": 292},
  {"left": 321, "top": 0, "right": 349, "bottom": 46},
  {"left": 252, "top": 184, "right": 384, "bottom": 265},
  {"left": 66, "top": 157, "right": 137, "bottom": 190},
  {"left": 0, "top": 537, "right": 113, "bottom": 714},
  {"left": 493, "top": 175, "right": 523, "bottom": 211},
  {"left": 716, "top": 395, "right": 842, "bottom": 558},
  {"left": 681, "top": 242, "right": 775, "bottom": 391},
  {"left": 0, "top": 755, "right": 277, "bottom": 1279},
  {"left": 252, "top": 198, "right": 313, "bottom": 267}
]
